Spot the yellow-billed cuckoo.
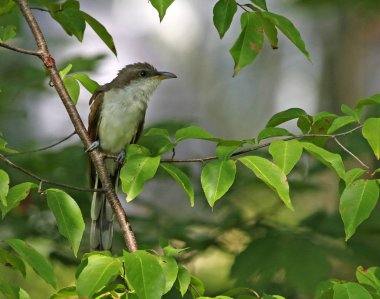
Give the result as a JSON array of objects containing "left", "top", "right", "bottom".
[{"left": 87, "top": 62, "right": 176, "bottom": 250}]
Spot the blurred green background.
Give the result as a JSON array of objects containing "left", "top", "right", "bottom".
[{"left": 1, "top": 0, "right": 380, "bottom": 298}]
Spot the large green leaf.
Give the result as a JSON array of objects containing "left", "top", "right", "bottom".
[
  {"left": 177, "top": 266, "right": 191, "bottom": 297},
  {"left": 160, "top": 163, "right": 194, "bottom": 206},
  {"left": 0, "top": 248, "right": 26, "bottom": 277},
  {"left": 230, "top": 12, "right": 264, "bottom": 76},
  {"left": 71, "top": 73, "right": 99, "bottom": 94},
  {"left": 81, "top": 11, "right": 117, "bottom": 56},
  {"left": 250, "top": 0, "right": 267, "bottom": 10},
  {"left": 150, "top": 0, "right": 174, "bottom": 21},
  {"left": 63, "top": 76, "right": 80, "bottom": 104},
  {"left": 175, "top": 125, "right": 215, "bottom": 142},
  {"left": 139, "top": 129, "right": 174, "bottom": 155},
  {"left": 356, "top": 266, "right": 380, "bottom": 291},
  {"left": 269, "top": 140, "right": 303, "bottom": 175},
  {"left": 302, "top": 142, "right": 346, "bottom": 179},
  {"left": 124, "top": 250, "right": 166, "bottom": 299},
  {"left": 266, "top": 108, "right": 310, "bottom": 128},
  {"left": 0, "top": 25, "right": 16, "bottom": 41},
  {"left": 0, "top": 284, "right": 30, "bottom": 299},
  {"left": 327, "top": 116, "right": 356, "bottom": 134},
  {"left": 120, "top": 155, "right": 160, "bottom": 202},
  {"left": 0, "top": 169, "right": 9, "bottom": 207},
  {"left": 261, "top": 16, "right": 278, "bottom": 49},
  {"left": 362, "top": 118, "right": 380, "bottom": 159},
  {"left": 46, "top": 189, "right": 85, "bottom": 257},
  {"left": 355, "top": 94, "right": 380, "bottom": 109},
  {"left": 49, "top": 0, "right": 86, "bottom": 41},
  {"left": 343, "top": 168, "right": 366, "bottom": 186},
  {"left": 158, "top": 256, "right": 178, "bottom": 294},
  {"left": 339, "top": 179, "right": 379, "bottom": 240},
  {"left": 257, "top": 127, "right": 294, "bottom": 143},
  {"left": 77, "top": 254, "right": 122, "bottom": 298},
  {"left": 262, "top": 11, "right": 310, "bottom": 61},
  {"left": 333, "top": 282, "right": 372, "bottom": 299},
  {"left": 201, "top": 159, "right": 236, "bottom": 207},
  {"left": 239, "top": 156, "right": 293, "bottom": 210},
  {"left": 6, "top": 239, "right": 57, "bottom": 288},
  {"left": 213, "top": 0, "right": 237, "bottom": 39},
  {"left": 0, "top": 182, "right": 37, "bottom": 219}
]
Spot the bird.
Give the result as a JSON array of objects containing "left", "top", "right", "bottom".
[{"left": 87, "top": 62, "right": 177, "bottom": 251}]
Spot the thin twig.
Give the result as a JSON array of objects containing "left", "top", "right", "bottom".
[
  {"left": 237, "top": 3, "right": 250, "bottom": 12},
  {"left": 5, "top": 131, "right": 77, "bottom": 157},
  {"left": 0, "top": 154, "right": 102, "bottom": 192},
  {"left": 0, "top": 41, "right": 41, "bottom": 57},
  {"left": 16, "top": 0, "right": 138, "bottom": 252},
  {"left": 30, "top": 7, "right": 49, "bottom": 12},
  {"left": 334, "top": 137, "right": 370, "bottom": 169}
]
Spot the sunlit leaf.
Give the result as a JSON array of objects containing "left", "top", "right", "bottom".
[
  {"left": 77, "top": 254, "right": 122, "bottom": 298},
  {"left": 71, "top": 73, "right": 99, "bottom": 94},
  {"left": 48, "top": 286, "right": 77, "bottom": 299},
  {"left": 239, "top": 156, "right": 293, "bottom": 210},
  {"left": 215, "top": 143, "right": 239, "bottom": 159},
  {"left": 120, "top": 155, "right": 160, "bottom": 202},
  {"left": 175, "top": 125, "right": 215, "bottom": 142},
  {"left": 0, "top": 169, "right": 9, "bottom": 207},
  {"left": 158, "top": 256, "right": 178, "bottom": 294},
  {"left": 201, "top": 159, "right": 236, "bottom": 207},
  {"left": 160, "top": 163, "right": 194, "bottom": 206},
  {"left": 344, "top": 168, "right": 366, "bottom": 186},
  {"left": 81, "top": 11, "right": 117, "bottom": 56},
  {"left": 58, "top": 64, "right": 72, "bottom": 78},
  {"left": 356, "top": 266, "right": 380, "bottom": 291},
  {"left": 262, "top": 11, "right": 310, "bottom": 61},
  {"left": 124, "top": 250, "right": 166, "bottom": 299},
  {"left": 46, "top": 189, "right": 85, "bottom": 257},
  {"left": 63, "top": 76, "right": 80, "bottom": 104},
  {"left": 230, "top": 12, "right": 264, "bottom": 76},
  {"left": 213, "top": 0, "right": 237, "bottom": 39},
  {"left": 177, "top": 266, "right": 191, "bottom": 297},
  {"left": 327, "top": 116, "right": 356, "bottom": 134},
  {"left": 333, "top": 282, "right": 372, "bottom": 299},
  {"left": 362, "top": 118, "right": 380, "bottom": 159},
  {"left": 150, "top": 0, "right": 174, "bottom": 22},
  {"left": 6, "top": 239, "right": 57, "bottom": 288},
  {"left": 339, "top": 179, "right": 379, "bottom": 240},
  {"left": 269, "top": 140, "right": 303, "bottom": 174}
]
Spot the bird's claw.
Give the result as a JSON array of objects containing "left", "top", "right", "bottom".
[
  {"left": 116, "top": 150, "right": 126, "bottom": 165},
  {"left": 86, "top": 140, "right": 100, "bottom": 152}
]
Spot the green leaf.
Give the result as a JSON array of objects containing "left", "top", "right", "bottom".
[
  {"left": 213, "top": 0, "right": 237, "bottom": 39},
  {"left": 266, "top": 108, "right": 310, "bottom": 128},
  {"left": 77, "top": 254, "right": 122, "bottom": 298},
  {"left": 344, "top": 168, "right": 366, "bottom": 186},
  {"left": 6, "top": 239, "right": 57, "bottom": 288},
  {"left": 0, "top": 137, "right": 17, "bottom": 153},
  {"left": 262, "top": 11, "right": 310, "bottom": 61},
  {"left": 71, "top": 73, "right": 99, "bottom": 94},
  {"left": 139, "top": 131, "right": 174, "bottom": 156},
  {"left": 0, "top": 284, "right": 30, "bottom": 299},
  {"left": 362, "top": 118, "right": 380, "bottom": 159},
  {"left": 230, "top": 12, "right": 264, "bottom": 76},
  {"left": 48, "top": 286, "right": 77, "bottom": 299},
  {"left": 0, "top": 0, "right": 15, "bottom": 15},
  {"left": 0, "top": 25, "right": 16, "bottom": 41},
  {"left": 160, "top": 163, "right": 194, "bottom": 206},
  {"left": 257, "top": 127, "right": 294, "bottom": 143},
  {"left": 46, "top": 189, "right": 85, "bottom": 257},
  {"left": 150, "top": 0, "right": 174, "bottom": 22},
  {"left": 58, "top": 64, "right": 72, "bottom": 78},
  {"left": 215, "top": 143, "right": 239, "bottom": 159},
  {"left": 356, "top": 266, "right": 380, "bottom": 291},
  {"left": 261, "top": 16, "right": 278, "bottom": 49},
  {"left": 63, "top": 77, "right": 80, "bottom": 104},
  {"left": 302, "top": 142, "right": 346, "bottom": 179},
  {"left": 341, "top": 104, "right": 362, "bottom": 122},
  {"left": 163, "top": 245, "right": 189, "bottom": 257},
  {"left": 0, "top": 169, "right": 9, "bottom": 207},
  {"left": 201, "top": 159, "right": 236, "bottom": 207},
  {"left": 239, "top": 156, "right": 293, "bottom": 210},
  {"left": 355, "top": 94, "right": 380, "bottom": 109},
  {"left": 0, "top": 248, "right": 26, "bottom": 277},
  {"left": 269, "top": 140, "right": 303, "bottom": 175},
  {"left": 333, "top": 282, "right": 372, "bottom": 299},
  {"left": 177, "top": 266, "right": 191, "bottom": 297},
  {"left": 49, "top": 0, "right": 86, "bottom": 41},
  {"left": 120, "top": 155, "right": 160, "bottom": 202},
  {"left": 263, "top": 295, "right": 286, "bottom": 299},
  {"left": 189, "top": 276, "right": 205, "bottom": 297},
  {"left": 327, "top": 116, "right": 356, "bottom": 134},
  {"left": 81, "top": 11, "right": 117, "bottom": 56},
  {"left": 175, "top": 125, "right": 215, "bottom": 142},
  {"left": 124, "top": 250, "right": 166, "bottom": 299},
  {"left": 339, "top": 179, "right": 379, "bottom": 240},
  {"left": 1, "top": 182, "right": 37, "bottom": 219},
  {"left": 250, "top": 0, "right": 267, "bottom": 10},
  {"left": 158, "top": 256, "right": 178, "bottom": 294}
]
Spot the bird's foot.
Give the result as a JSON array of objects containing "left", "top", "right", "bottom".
[
  {"left": 86, "top": 140, "right": 100, "bottom": 152},
  {"left": 116, "top": 149, "right": 126, "bottom": 165}
]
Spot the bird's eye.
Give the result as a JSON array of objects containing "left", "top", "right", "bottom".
[{"left": 139, "top": 71, "right": 147, "bottom": 77}]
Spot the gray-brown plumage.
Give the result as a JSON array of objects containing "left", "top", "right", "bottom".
[{"left": 88, "top": 62, "right": 176, "bottom": 251}]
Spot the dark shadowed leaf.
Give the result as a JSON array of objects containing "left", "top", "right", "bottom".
[
  {"left": 0, "top": 248, "right": 26, "bottom": 277},
  {"left": 266, "top": 108, "right": 310, "bottom": 128},
  {"left": 6, "top": 239, "right": 57, "bottom": 288},
  {"left": 0, "top": 25, "right": 16, "bottom": 41},
  {"left": 355, "top": 94, "right": 380, "bottom": 109},
  {"left": 213, "top": 0, "right": 237, "bottom": 38},
  {"left": 0, "top": 284, "right": 30, "bottom": 299},
  {"left": 257, "top": 127, "right": 294, "bottom": 142}
]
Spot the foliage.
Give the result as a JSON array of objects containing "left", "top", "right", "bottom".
[{"left": 0, "top": 0, "right": 380, "bottom": 298}]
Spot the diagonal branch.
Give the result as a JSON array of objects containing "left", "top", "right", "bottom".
[
  {"left": 15, "top": 0, "right": 137, "bottom": 252},
  {"left": 0, "top": 153, "right": 102, "bottom": 192}
]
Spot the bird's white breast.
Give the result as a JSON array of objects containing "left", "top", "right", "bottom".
[{"left": 98, "top": 78, "right": 160, "bottom": 155}]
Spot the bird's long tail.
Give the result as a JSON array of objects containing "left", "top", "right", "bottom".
[{"left": 90, "top": 174, "right": 115, "bottom": 251}]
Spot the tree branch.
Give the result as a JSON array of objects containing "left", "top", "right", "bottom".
[
  {"left": 334, "top": 137, "right": 370, "bottom": 169},
  {"left": 15, "top": 0, "right": 138, "bottom": 252},
  {"left": 0, "top": 41, "right": 41, "bottom": 57},
  {"left": 0, "top": 153, "right": 102, "bottom": 192}
]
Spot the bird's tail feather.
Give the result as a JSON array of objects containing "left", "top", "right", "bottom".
[{"left": 90, "top": 174, "right": 115, "bottom": 251}]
